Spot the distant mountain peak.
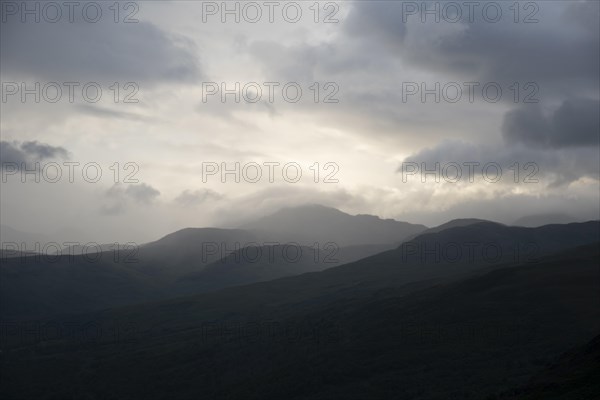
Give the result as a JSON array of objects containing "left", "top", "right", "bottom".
[
  {"left": 242, "top": 204, "right": 428, "bottom": 246},
  {"left": 443, "top": 218, "right": 492, "bottom": 225},
  {"left": 409, "top": 218, "right": 500, "bottom": 238}
]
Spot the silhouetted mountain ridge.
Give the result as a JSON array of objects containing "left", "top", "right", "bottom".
[
  {"left": 401, "top": 218, "right": 499, "bottom": 241},
  {"left": 513, "top": 213, "right": 580, "bottom": 227},
  {"left": 1, "top": 217, "right": 598, "bottom": 320}
]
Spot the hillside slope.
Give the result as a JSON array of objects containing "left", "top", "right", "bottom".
[{"left": 1, "top": 243, "right": 598, "bottom": 399}]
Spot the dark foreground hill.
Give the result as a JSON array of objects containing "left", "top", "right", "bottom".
[
  {"left": 1, "top": 242, "right": 598, "bottom": 399},
  {"left": 501, "top": 333, "right": 600, "bottom": 399}
]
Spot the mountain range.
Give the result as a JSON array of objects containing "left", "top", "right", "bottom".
[{"left": 0, "top": 204, "right": 598, "bottom": 399}]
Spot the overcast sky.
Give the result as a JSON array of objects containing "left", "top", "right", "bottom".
[{"left": 1, "top": 0, "right": 598, "bottom": 243}]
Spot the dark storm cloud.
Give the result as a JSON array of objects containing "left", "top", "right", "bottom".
[
  {"left": 502, "top": 99, "right": 600, "bottom": 148},
  {"left": 345, "top": 0, "right": 600, "bottom": 96},
  {"left": 563, "top": 0, "right": 600, "bottom": 35},
  {"left": 0, "top": 15, "right": 200, "bottom": 84},
  {"left": 0, "top": 140, "right": 68, "bottom": 167},
  {"left": 338, "top": 1, "right": 600, "bottom": 189},
  {"left": 399, "top": 139, "right": 600, "bottom": 187},
  {"left": 343, "top": 1, "right": 408, "bottom": 43},
  {"left": 257, "top": 1, "right": 599, "bottom": 100},
  {"left": 406, "top": 17, "right": 596, "bottom": 89},
  {"left": 239, "top": 1, "right": 599, "bottom": 147}
]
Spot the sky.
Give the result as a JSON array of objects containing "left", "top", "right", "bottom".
[{"left": 1, "top": 0, "right": 599, "bottom": 243}]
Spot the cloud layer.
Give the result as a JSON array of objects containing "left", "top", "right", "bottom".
[{"left": 1, "top": 1, "right": 598, "bottom": 241}]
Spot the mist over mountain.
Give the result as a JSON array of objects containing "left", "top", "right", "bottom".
[
  {"left": 512, "top": 213, "right": 581, "bottom": 227},
  {"left": 2, "top": 214, "right": 597, "bottom": 319},
  {"left": 0, "top": 224, "right": 51, "bottom": 250},
  {"left": 242, "top": 204, "right": 428, "bottom": 246},
  {"left": 1, "top": 224, "right": 102, "bottom": 255},
  {"left": 140, "top": 228, "right": 262, "bottom": 277},
  {"left": 1, "top": 206, "right": 413, "bottom": 318}
]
